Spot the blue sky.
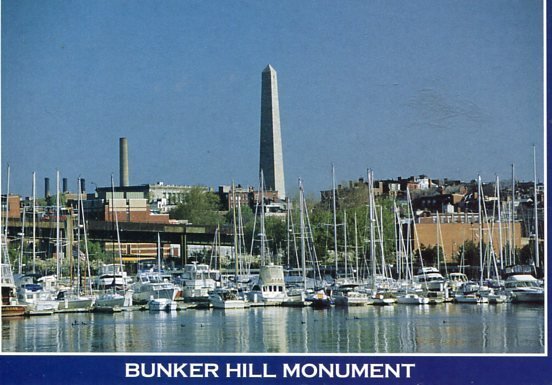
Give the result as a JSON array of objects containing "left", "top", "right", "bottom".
[{"left": 2, "top": 0, "right": 544, "bottom": 198}]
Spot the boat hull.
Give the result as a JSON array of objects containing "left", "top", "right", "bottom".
[
  {"left": 511, "top": 292, "right": 544, "bottom": 304},
  {"left": 133, "top": 287, "right": 178, "bottom": 304},
  {"left": 56, "top": 297, "right": 94, "bottom": 312},
  {"left": 148, "top": 298, "right": 177, "bottom": 311},
  {"left": 397, "top": 295, "right": 429, "bottom": 305},
  {"left": 1, "top": 305, "right": 26, "bottom": 318}
]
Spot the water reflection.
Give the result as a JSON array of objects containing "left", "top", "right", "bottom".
[{"left": 2, "top": 303, "right": 545, "bottom": 354}]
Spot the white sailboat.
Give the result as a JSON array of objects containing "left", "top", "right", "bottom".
[
  {"left": 15, "top": 172, "right": 58, "bottom": 315},
  {"left": 144, "top": 233, "right": 178, "bottom": 310},
  {"left": 94, "top": 176, "right": 133, "bottom": 312},
  {"left": 1, "top": 165, "right": 27, "bottom": 317}
]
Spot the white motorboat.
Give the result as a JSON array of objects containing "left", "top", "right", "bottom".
[
  {"left": 15, "top": 274, "right": 59, "bottom": 315},
  {"left": 397, "top": 292, "right": 429, "bottom": 305},
  {"left": 454, "top": 282, "right": 489, "bottom": 304},
  {"left": 413, "top": 267, "right": 448, "bottom": 291},
  {"left": 372, "top": 291, "right": 397, "bottom": 306},
  {"left": 55, "top": 289, "right": 95, "bottom": 312},
  {"left": 132, "top": 270, "right": 179, "bottom": 304},
  {"left": 247, "top": 264, "right": 288, "bottom": 305},
  {"left": 180, "top": 262, "right": 219, "bottom": 301},
  {"left": 209, "top": 288, "right": 247, "bottom": 309},
  {"left": 94, "top": 289, "right": 133, "bottom": 312},
  {"left": 454, "top": 293, "right": 488, "bottom": 304},
  {"left": 1, "top": 263, "right": 27, "bottom": 317},
  {"left": 332, "top": 284, "right": 370, "bottom": 306},
  {"left": 94, "top": 264, "right": 132, "bottom": 289},
  {"left": 148, "top": 297, "right": 177, "bottom": 311},
  {"left": 504, "top": 274, "right": 544, "bottom": 304},
  {"left": 447, "top": 272, "right": 469, "bottom": 295}
]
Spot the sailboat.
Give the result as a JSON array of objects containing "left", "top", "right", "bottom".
[
  {"left": 94, "top": 176, "right": 133, "bottom": 312},
  {"left": 283, "top": 178, "right": 318, "bottom": 307},
  {"left": 1, "top": 166, "right": 26, "bottom": 317},
  {"left": 142, "top": 233, "right": 177, "bottom": 311},
  {"left": 332, "top": 208, "right": 370, "bottom": 306},
  {"left": 55, "top": 174, "right": 95, "bottom": 312},
  {"left": 14, "top": 172, "right": 59, "bottom": 315},
  {"left": 209, "top": 183, "right": 248, "bottom": 309}
]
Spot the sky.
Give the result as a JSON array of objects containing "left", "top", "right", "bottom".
[{"left": 1, "top": 0, "right": 545, "bottom": 198}]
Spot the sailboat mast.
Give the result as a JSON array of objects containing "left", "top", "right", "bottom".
[
  {"left": 3, "top": 165, "right": 10, "bottom": 268},
  {"left": 32, "top": 172, "right": 36, "bottom": 274},
  {"left": 157, "top": 232, "right": 161, "bottom": 272},
  {"left": 79, "top": 184, "right": 93, "bottom": 293},
  {"left": 56, "top": 170, "right": 61, "bottom": 280},
  {"left": 3, "top": 165, "right": 10, "bottom": 252},
  {"left": 259, "top": 170, "right": 267, "bottom": 266},
  {"left": 511, "top": 163, "right": 516, "bottom": 265},
  {"left": 533, "top": 145, "right": 539, "bottom": 269},
  {"left": 331, "top": 164, "right": 338, "bottom": 279},
  {"left": 18, "top": 207, "right": 26, "bottom": 274},
  {"left": 76, "top": 178, "right": 82, "bottom": 295},
  {"left": 477, "top": 175, "right": 483, "bottom": 286},
  {"left": 369, "top": 169, "right": 376, "bottom": 291},
  {"left": 496, "top": 176, "right": 504, "bottom": 270},
  {"left": 344, "top": 210, "right": 348, "bottom": 280},
  {"left": 354, "top": 212, "right": 359, "bottom": 283},
  {"left": 232, "top": 182, "right": 238, "bottom": 280},
  {"left": 299, "top": 178, "right": 306, "bottom": 290},
  {"left": 436, "top": 212, "right": 440, "bottom": 271}
]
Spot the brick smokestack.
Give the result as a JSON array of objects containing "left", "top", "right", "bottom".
[{"left": 120, "top": 137, "right": 129, "bottom": 187}]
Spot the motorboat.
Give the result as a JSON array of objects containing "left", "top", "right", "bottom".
[
  {"left": 247, "top": 264, "right": 288, "bottom": 305},
  {"left": 132, "top": 270, "right": 179, "bottom": 305},
  {"left": 94, "top": 264, "right": 132, "bottom": 289},
  {"left": 397, "top": 292, "right": 429, "bottom": 305},
  {"left": 454, "top": 282, "right": 489, "bottom": 304},
  {"left": 1, "top": 263, "right": 26, "bottom": 317},
  {"left": 179, "top": 262, "right": 219, "bottom": 302},
  {"left": 55, "top": 289, "right": 95, "bottom": 312},
  {"left": 413, "top": 267, "right": 448, "bottom": 291},
  {"left": 15, "top": 274, "right": 59, "bottom": 315},
  {"left": 372, "top": 291, "right": 397, "bottom": 306},
  {"left": 307, "top": 289, "right": 333, "bottom": 308},
  {"left": 504, "top": 274, "right": 544, "bottom": 304},
  {"left": 209, "top": 288, "right": 247, "bottom": 309},
  {"left": 332, "top": 284, "right": 370, "bottom": 306},
  {"left": 94, "top": 289, "right": 133, "bottom": 312},
  {"left": 148, "top": 297, "right": 177, "bottom": 311}
]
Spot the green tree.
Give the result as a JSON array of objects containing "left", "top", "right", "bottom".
[
  {"left": 519, "top": 242, "right": 542, "bottom": 266},
  {"left": 414, "top": 244, "right": 444, "bottom": 267},
  {"left": 169, "top": 187, "right": 223, "bottom": 225},
  {"left": 455, "top": 241, "right": 480, "bottom": 267}
]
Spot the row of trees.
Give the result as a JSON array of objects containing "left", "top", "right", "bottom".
[
  {"left": 167, "top": 185, "right": 539, "bottom": 274},
  {"left": 165, "top": 185, "right": 412, "bottom": 270},
  {"left": 8, "top": 184, "right": 536, "bottom": 276}
]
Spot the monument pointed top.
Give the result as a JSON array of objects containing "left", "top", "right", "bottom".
[{"left": 263, "top": 64, "right": 276, "bottom": 73}]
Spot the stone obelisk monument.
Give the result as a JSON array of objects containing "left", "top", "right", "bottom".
[{"left": 259, "top": 64, "right": 286, "bottom": 199}]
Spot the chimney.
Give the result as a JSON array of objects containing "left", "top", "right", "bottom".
[
  {"left": 44, "top": 177, "right": 50, "bottom": 198},
  {"left": 80, "top": 178, "right": 86, "bottom": 193},
  {"left": 120, "top": 137, "right": 129, "bottom": 187},
  {"left": 62, "top": 178, "right": 68, "bottom": 193}
]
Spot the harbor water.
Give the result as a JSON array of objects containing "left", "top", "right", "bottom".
[{"left": 2, "top": 303, "right": 544, "bottom": 354}]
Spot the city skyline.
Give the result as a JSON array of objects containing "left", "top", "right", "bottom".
[{"left": 2, "top": 1, "right": 545, "bottom": 198}]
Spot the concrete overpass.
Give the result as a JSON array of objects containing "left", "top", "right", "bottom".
[{"left": 6, "top": 218, "right": 234, "bottom": 265}]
